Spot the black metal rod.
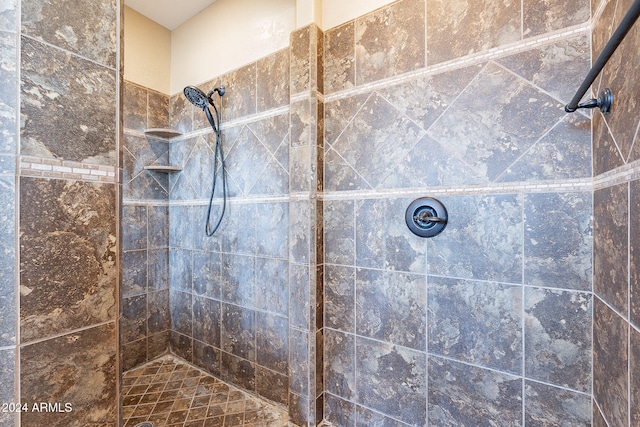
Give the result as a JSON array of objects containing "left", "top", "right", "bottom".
[{"left": 565, "top": 0, "right": 640, "bottom": 112}]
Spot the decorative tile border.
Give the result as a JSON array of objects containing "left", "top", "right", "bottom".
[
  {"left": 594, "top": 159, "right": 640, "bottom": 190},
  {"left": 19, "top": 155, "right": 116, "bottom": 183},
  {"left": 322, "top": 178, "right": 593, "bottom": 201}
]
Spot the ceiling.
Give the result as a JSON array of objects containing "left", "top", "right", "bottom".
[{"left": 125, "top": 0, "right": 218, "bottom": 30}]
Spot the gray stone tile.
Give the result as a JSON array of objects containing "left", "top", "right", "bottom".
[
  {"left": 325, "top": 265, "right": 355, "bottom": 332},
  {"left": 257, "top": 48, "right": 290, "bottom": 112},
  {"left": 523, "top": 0, "right": 590, "bottom": 37},
  {"left": 121, "top": 294, "right": 147, "bottom": 344},
  {"left": 524, "top": 192, "right": 593, "bottom": 291},
  {"left": 593, "top": 110, "right": 624, "bottom": 176},
  {"left": 256, "top": 312, "right": 288, "bottom": 375},
  {"left": 355, "top": 198, "right": 426, "bottom": 273},
  {"left": 429, "top": 276, "right": 522, "bottom": 373},
  {"left": 123, "top": 81, "right": 147, "bottom": 132},
  {"left": 256, "top": 366, "right": 288, "bottom": 406},
  {"left": 148, "top": 290, "right": 169, "bottom": 334},
  {"left": 324, "top": 21, "right": 355, "bottom": 94},
  {"left": 355, "top": 337, "right": 426, "bottom": 426},
  {"left": 289, "top": 328, "right": 310, "bottom": 397},
  {"left": 290, "top": 265, "right": 311, "bottom": 331},
  {"left": 148, "top": 248, "right": 169, "bottom": 291},
  {"left": 324, "top": 329, "right": 355, "bottom": 400},
  {"left": 524, "top": 287, "right": 592, "bottom": 392},
  {"left": 331, "top": 94, "right": 425, "bottom": 188},
  {"left": 0, "top": 0, "right": 16, "bottom": 32},
  {"left": 324, "top": 200, "right": 355, "bottom": 266},
  {"left": 169, "top": 248, "right": 193, "bottom": 292},
  {"left": 356, "top": 405, "right": 409, "bottom": 427},
  {"left": 0, "top": 31, "right": 16, "bottom": 159},
  {"left": 122, "top": 249, "right": 147, "bottom": 298},
  {"left": 192, "top": 340, "right": 220, "bottom": 377},
  {"left": 221, "top": 63, "right": 256, "bottom": 122},
  {"left": 496, "top": 35, "right": 590, "bottom": 104},
  {"left": 0, "top": 176, "right": 15, "bottom": 347},
  {"left": 427, "top": 62, "right": 564, "bottom": 182},
  {"left": 122, "top": 337, "right": 147, "bottom": 371},
  {"left": 170, "top": 290, "right": 192, "bottom": 337},
  {"left": 355, "top": 0, "right": 425, "bottom": 85},
  {"left": 426, "top": 0, "right": 520, "bottom": 65},
  {"left": 498, "top": 113, "right": 592, "bottom": 182},
  {"left": 255, "top": 258, "right": 288, "bottom": 316},
  {"left": 192, "top": 295, "right": 220, "bottom": 348},
  {"left": 221, "top": 351, "right": 255, "bottom": 392},
  {"left": 193, "top": 250, "right": 221, "bottom": 299},
  {"left": 122, "top": 205, "right": 147, "bottom": 251},
  {"left": 428, "top": 356, "right": 522, "bottom": 426},
  {"left": 600, "top": 0, "right": 640, "bottom": 162},
  {"left": 324, "top": 393, "right": 355, "bottom": 427},
  {"left": 221, "top": 254, "right": 255, "bottom": 307},
  {"left": 147, "top": 89, "right": 169, "bottom": 129},
  {"left": 221, "top": 303, "right": 256, "bottom": 361},
  {"left": 524, "top": 381, "right": 591, "bottom": 426},
  {"left": 427, "top": 194, "right": 523, "bottom": 283},
  {"left": 0, "top": 348, "right": 15, "bottom": 427},
  {"left": 356, "top": 268, "right": 426, "bottom": 350}
]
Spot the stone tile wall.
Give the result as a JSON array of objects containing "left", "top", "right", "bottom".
[
  {"left": 166, "top": 41, "right": 325, "bottom": 425},
  {"left": 121, "top": 80, "right": 171, "bottom": 370},
  {"left": 0, "top": 0, "right": 17, "bottom": 425},
  {"left": 592, "top": 0, "right": 640, "bottom": 425},
  {"left": 322, "top": 0, "right": 594, "bottom": 425},
  {"left": 7, "top": 0, "right": 121, "bottom": 425}
]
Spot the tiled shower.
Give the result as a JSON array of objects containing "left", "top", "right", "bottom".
[{"left": 2, "top": 0, "right": 640, "bottom": 426}]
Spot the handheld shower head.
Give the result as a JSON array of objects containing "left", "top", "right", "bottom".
[{"left": 183, "top": 86, "right": 209, "bottom": 110}]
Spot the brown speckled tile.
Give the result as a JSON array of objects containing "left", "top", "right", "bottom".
[
  {"left": 21, "top": 0, "right": 117, "bottom": 68},
  {"left": 21, "top": 323, "right": 117, "bottom": 426},
  {"left": 20, "top": 177, "right": 117, "bottom": 343},
  {"left": 20, "top": 36, "right": 117, "bottom": 165},
  {"left": 122, "top": 355, "right": 292, "bottom": 427}
]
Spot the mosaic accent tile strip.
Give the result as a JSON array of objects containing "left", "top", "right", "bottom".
[
  {"left": 20, "top": 155, "right": 117, "bottom": 182},
  {"left": 122, "top": 355, "right": 293, "bottom": 427}
]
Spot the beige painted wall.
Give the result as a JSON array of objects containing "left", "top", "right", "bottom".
[
  {"left": 322, "top": 0, "right": 395, "bottom": 30},
  {"left": 170, "top": 0, "right": 296, "bottom": 94},
  {"left": 124, "top": 6, "right": 171, "bottom": 94}
]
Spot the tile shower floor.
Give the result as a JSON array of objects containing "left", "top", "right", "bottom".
[{"left": 122, "top": 355, "right": 292, "bottom": 427}]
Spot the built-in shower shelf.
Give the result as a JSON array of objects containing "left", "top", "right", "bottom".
[
  {"left": 144, "top": 165, "right": 182, "bottom": 173},
  {"left": 144, "top": 128, "right": 182, "bottom": 139}
]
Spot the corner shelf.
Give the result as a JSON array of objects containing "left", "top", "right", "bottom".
[
  {"left": 144, "top": 165, "right": 182, "bottom": 173},
  {"left": 144, "top": 128, "right": 182, "bottom": 139}
]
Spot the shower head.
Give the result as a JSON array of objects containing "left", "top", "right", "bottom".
[
  {"left": 184, "top": 85, "right": 225, "bottom": 110},
  {"left": 183, "top": 86, "right": 209, "bottom": 110}
]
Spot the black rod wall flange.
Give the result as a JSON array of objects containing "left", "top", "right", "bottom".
[
  {"left": 565, "top": 88, "right": 613, "bottom": 113},
  {"left": 565, "top": 0, "right": 640, "bottom": 114}
]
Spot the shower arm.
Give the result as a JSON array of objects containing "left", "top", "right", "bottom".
[{"left": 565, "top": 0, "right": 640, "bottom": 113}]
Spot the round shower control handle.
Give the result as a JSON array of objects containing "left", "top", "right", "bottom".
[{"left": 405, "top": 197, "right": 448, "bottom": 238}]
